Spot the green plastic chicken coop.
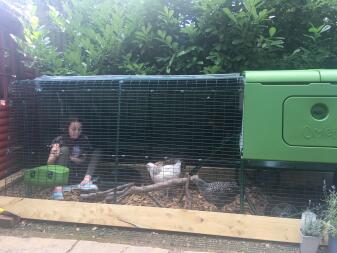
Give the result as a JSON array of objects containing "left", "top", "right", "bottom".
[{"left": 242, "top": 69, "right": 337, "bottom": 164}]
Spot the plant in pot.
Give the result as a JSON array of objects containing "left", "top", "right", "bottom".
[
  {"left": 300, "top": 218, "right": 324, "bottom": 253},
  {"left": 324, "top": 185, "right": 337, "bottom": 253}
]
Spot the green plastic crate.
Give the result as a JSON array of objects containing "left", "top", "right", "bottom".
[
  {"left": 243, "top": 69, "right": 337, "bottom": 164},
  {"left": 24, "top": 165, "right": 69, "bottom": 186}
]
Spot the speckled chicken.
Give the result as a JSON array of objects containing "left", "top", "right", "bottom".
[{"left": 191, "top": 175, "right": 239, "bottom": 210}]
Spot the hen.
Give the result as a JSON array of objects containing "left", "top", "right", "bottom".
[
  {"left": 146, "top": 159, "right": 181, "bottom": 183},
  {"left": 191, "top": 175, "right": 239, "bottom": 210}
]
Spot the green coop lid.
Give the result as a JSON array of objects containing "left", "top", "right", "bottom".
[
  {"left": 244, "top": 70, "right": 321, "bottom": 84},
  {"left": 318, "top": 69, "right": 337, "bottom": 82}
]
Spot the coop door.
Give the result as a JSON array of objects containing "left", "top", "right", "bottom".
[{"left": 283, "top": 96, "right": 337, "bottom": 147}]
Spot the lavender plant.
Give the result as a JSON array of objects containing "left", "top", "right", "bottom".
[{"left": 323, "top": 182, "right": 337, "bottom": 237}]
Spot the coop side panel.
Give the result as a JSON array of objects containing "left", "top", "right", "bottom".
[{"left": 242, "top": 70, "right": 337, "bottom": 164}]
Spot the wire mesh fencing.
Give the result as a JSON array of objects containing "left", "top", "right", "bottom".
[
  {"left": 2, "top": 75, "right": 244, "bottom": 211},
  {"left": 0, "top": 74, "right": 332, "bottom": 218},
  {"left": 241, "top": 166, "right": 332, "bottom": 217}
]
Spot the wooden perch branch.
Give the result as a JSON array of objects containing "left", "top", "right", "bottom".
[
  {"left": 81, "top": 175, "right": 198, "bottom": 204},
  {"left": 129, "top": 175, "right": 197, "bottom": 193},
  {"left": 116, "top": 175, "right": 198, "bottom": 203},
  {"left": 80, "top": 183, "right": 134, "bottom": 200}
]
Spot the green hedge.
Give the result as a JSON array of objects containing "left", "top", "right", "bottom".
[{"left": 12, "top": 0, "right": 337, "bottom": 75}]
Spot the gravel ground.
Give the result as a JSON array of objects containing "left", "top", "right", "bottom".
[{"left": 0, "top": 219, "right": 328, "bottom": 253}]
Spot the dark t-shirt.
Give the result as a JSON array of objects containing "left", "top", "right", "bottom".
[{"left": 51, "top": 134, "right": 92, "bottom": 161}]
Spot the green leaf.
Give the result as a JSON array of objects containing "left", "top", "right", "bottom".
[
  {"left": 223, "top": 8, "right": 237, "bottom": 24},
  {"left": 243, "top": 0, "right": 258, "bottom": 19},
  {"left": 166, "top": 35, "right": 172, "bottom": 44},
  {"left": 308, "top": 27, "right": 318, "bottom": 33},
  {"left": 205, "top": 28, "right": 213, "bottom": 33},
  {"left": 269, "top": 27, "right": 276, "bottom": 37},
  {"left": 232, "top": 39, "right": 242, "bottom": 45},
  {"left": 176, "top": 50, "right": 187, "bottom": 57},
  {"left": 30, "top": 16, "right": 39, "bottom": 30}
]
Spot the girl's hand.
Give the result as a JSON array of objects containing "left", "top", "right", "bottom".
[
  {"left": 47, "top": 143, "right": 61, "bottom": 164},
  {"left": 50, "top": 143, "right": 60, "bottom": 157}
]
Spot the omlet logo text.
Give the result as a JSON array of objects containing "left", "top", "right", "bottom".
[{"left": 303, "top": 125, "right": 337, "bottom": 139}]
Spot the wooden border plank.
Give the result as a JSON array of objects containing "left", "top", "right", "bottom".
[
  {"left": 0, "top": 170, "right": 23, "bottom": 191},
  {"left": 0, "top": 196, "right": 301, "bottom": 243}
]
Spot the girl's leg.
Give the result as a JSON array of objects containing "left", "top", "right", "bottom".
[
  {"left": 52, "top": 186, "right": 64, "bottom": 200},
  {"left": 52, "top": 146, "right": 69, "bottom": 200}
]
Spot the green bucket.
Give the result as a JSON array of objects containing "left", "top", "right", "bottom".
[{"left": 24, "top": 165, "right": 69, "bottom": 187}]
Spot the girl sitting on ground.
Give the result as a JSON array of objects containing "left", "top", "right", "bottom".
[{"left": 47, "top": 117, "right": 99, "bottom": 200}]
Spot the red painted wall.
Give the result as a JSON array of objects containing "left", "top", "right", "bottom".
[{"left": 0, "top": 5, "right": 28, "bottom": 178}]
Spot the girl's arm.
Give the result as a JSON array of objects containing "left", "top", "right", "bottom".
[
  {"left": 69, "top": 155, "right": 86, "bottom": 164},
  {"left": 47, "top": 143, "right": 60, "bottom": 164}
]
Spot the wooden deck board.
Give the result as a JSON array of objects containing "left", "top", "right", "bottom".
[{"left": 0, "top": 196, "right": 302, "bottom": 243}]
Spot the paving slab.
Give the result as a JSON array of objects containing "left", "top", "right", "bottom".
[
  {"left": 171, "top": 251, "right": 211, "bottom": 253},
  {"left": 0, "top": 236, "right": 76, "bottom": 253},
  {"left": 0, "top": 236, "right": 214, "bottom": 253},
  {"left": 122, "top": 245, "right": 169, "bottom": 253},
  {"left": 72, "top": 240, "right": 169, "bottom": 253},
  {"left": 70, "top": 241, "right": 128, "bottom": 253}
]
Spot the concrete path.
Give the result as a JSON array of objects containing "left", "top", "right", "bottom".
[{"left": 0, "top": 236, "right": 216, "bottom": 253}]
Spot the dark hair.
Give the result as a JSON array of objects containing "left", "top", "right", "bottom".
[
  {"left": 61, "top": 117, "right": 82, "bottom": 133},
  {"left": 67, "top": 117, "right": 82, "bottom": 127}
]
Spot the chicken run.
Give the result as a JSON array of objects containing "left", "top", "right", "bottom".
[
  {"left": 7, "top": 164, "right": 263, "bottom": 215},
  {"left": 3, "top": 71, "right": 334, "bottom": 217},
  {"left": 78, "top": 160, "right": 240, "bottom": 210},
  {"left": 5, "top": 159, "right": 271, "bottom": 216}
]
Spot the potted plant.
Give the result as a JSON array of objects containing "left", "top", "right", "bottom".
[
  {"left": 300, "top": 218, "right": 324, "bottom": 253},
  {"left": 324, "top": 186, "right": 337, "bottom": 253}
]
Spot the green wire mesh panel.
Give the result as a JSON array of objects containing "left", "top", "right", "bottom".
[
  {"left": 11, "top": 75, "right": 243, "bottom": 165},
  {"left": 6, "top": 74, "right": 244, "bottom": 211}
]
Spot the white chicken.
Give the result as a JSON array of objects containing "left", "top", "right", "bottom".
[{"left": 146, "top": 159, "right": 181, "bottom": 184}]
